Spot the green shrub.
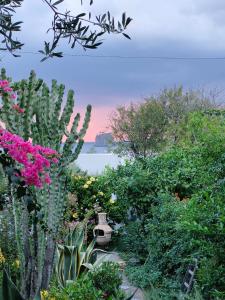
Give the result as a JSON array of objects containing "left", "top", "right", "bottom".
[
  {"left": 101, "top": 146, "right": 212, "bottom": 221},
  {"left": 49, "top": 275, "right": 103, "bottom": 300},
  {"left": 50, "top": 263, "right": 126, "bottom": 300},
  {"left": 144, "top": 286, "right": 204, "bottom": 300},
  {"left": 116, "top": 221, "right": 148, "bottom": 264},
  {"left": 90, "top": 262, "right": 122, "bottom": 298},
  {"left": 102, "top": 131, "right": 225, "bottom": 298},
  {"left": 64, "top": 276, "right": 103, "bottom": 300},
  {"left": 180, "top": 188, "right": 225, "bottom": 298},
  {"left": 178, "top": 111, "right": 225, "bottom": 162},
  {"left": 67, "top": 174, "right": 115, "bottom": 219},
  {"left": 124, "top": 198, "right": 195, "bottom": 291}
]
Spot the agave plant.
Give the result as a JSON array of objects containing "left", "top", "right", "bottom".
[
  {"left": 0, "top": 269, "right": 24, "bottom": 300},
  {"left": 55, "top": 222, "right": 102, "bottom": 287}
]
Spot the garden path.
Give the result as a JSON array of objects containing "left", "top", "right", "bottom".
[{"left": 97, "top": 251, "right": 144, "bottom": 300}]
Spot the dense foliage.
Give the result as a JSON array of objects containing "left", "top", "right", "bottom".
[
  {"left": 110, "top": 87, "right": 214, "bottom": 157},
  {"left": 101, "top": 111, "right": 225, "bottom": 299},
  {"left": 67, "top": 174, "right": 126, "bottom": 224},
  {"left": 110, "top": 100, "right": 167, "bottom": 157},
  {"left": 49, "top": 262, "right": 126, "bottom": 300}
]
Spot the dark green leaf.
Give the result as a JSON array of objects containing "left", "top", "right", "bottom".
[
  {"left": 53, "top": 0, "right": 64, "bottom": 6},
  {"left": 122, "top": 33, "right": 131, "bottom": 40},
  {"left": 122, "top": 12, "right": 126, "bottom": 27},
  {"left": 76, "top": 13, "right": 86, "bottom": 18},
  {"left": 1, "top": 269, "right": 25, "bottom": 300},
  {"left": 125, "top": 17, "right": 132, "bottom": 27}
]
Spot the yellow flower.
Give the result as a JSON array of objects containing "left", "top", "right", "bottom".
[
  {"left": 92, "top": 195, "right": 96, "bottom": 199},
  {"left": 98, "top": 191, "right": 104, "bottom": 196},
  {"left": 83, "top": 184, "right": 89, "bottom": 189},
  {"left": 13, "top": 259, "right": 20, "bottom": 269},
  {"left": 86, "top": 180, "right": 92, "bottom": 185},
  {"left": 40, "top": 290, "right": 49, "bottom": 300},
  {"left": 72, "top": 212, "right": 78, "bottom": 219},
  {"left": 90, "top": 177, "right": 96, "bottom": 182},
  {"left": 109, "top": 198, "right": 115, "bottom": 204},
  {"left": 0, "top": 249, "right": 5, "bottom": 264}
]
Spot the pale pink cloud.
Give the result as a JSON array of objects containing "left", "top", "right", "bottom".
[{"left": 71, "top": 105, "right": 116, "bottom": 142}]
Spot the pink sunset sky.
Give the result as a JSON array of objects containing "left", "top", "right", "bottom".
[{"left": 75, "top": 105, "right": 115, "bottom": 142}]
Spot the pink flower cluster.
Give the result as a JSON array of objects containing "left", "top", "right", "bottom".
[
  {"left": 0, "top": 79, "right": 23, "bottom": 113},
  {"left": 0, "top": 128, "right": 59, "bottom": 188},
  {"left": 0, "top": 80, "right": 17, "bottom": 100},
  {"left": 12, "top": 104, "right": 24, "bottom": 113}
]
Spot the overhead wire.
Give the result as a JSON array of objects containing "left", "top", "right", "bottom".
[{"left": 3, "top": 51, "right": 225, "bottom": 61}]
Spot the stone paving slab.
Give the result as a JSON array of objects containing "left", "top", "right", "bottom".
[{"left": 97, "top": 251, "right": 144, "bottom": 300}]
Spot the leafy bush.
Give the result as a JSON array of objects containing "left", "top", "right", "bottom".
[
  {"left": 66, "top": 173, "right": 126, "bottom": 224},
  {"left": 49, "top": 276, "right": 103, "bottom": 300},
  {"left": 100, "top": 112, "right": 225, "bottom": 299},
  {"left": 90, "top": 262, "right": 123, "bottom": 298},
  {"left": 116, "top": 221, "right": 148, "bottom": 264},
  {"left": 144, "top": 286, "right": 204, "bottom": 300},
  {"left": 49, "top": 263, "right": 126, "bottom": 300},
  {"left": 102, "top": 146, "right": 211, "bottom": 221},
  {"left": 123, "top": 198, "right": 194, "bottom": 292},
  {"left": 180, "top": 189, "right": 225, "bottom": 297},
  {"left": 178, "top": 111, "right": 225, "bottom": 162}
]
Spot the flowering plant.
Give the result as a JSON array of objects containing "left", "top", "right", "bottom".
[
  {"left": 0, "top": 79, "right": 16, "bottom": 99},
  {"left": 0, "top": 79, "right": 25, "bottom": 115},
  {"left": 66, "top": 174, "right": 122, "bottom": 225},
  {"left": 66, "top": 175, "right": 107, "bottom": 220},
  {"left": 0, "top": 80, "right": 58, "bottom": 188},
  {"left": 0, "top": 128, "right": 58, "bottom": 188}
]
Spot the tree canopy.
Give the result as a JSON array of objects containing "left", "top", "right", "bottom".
[
  {"left": 110, "top": 100, "right": 167, "bottom": 158},
  {"left": 110, "top": 87, "right": 215, "bottom": 157}
]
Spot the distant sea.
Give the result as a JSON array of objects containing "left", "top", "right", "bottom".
[
  {"left": 79, "top": 142, "right": 109, "bottom": 154},
  {"left": 71, "top": 142, "right": 125, "bottom": 175}
]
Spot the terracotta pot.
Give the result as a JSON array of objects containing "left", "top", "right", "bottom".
[{"left": 93, "top": 213, "right": 112, "bottom": 246}]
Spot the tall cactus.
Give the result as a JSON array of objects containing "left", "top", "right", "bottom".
[{"left": 0, "top": 69, "right": 91, "bottom": 299}]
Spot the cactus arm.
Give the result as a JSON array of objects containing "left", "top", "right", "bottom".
[
  {"left": 62, "top": 113, "right": 80, "bottom": 156},
  {"left": 59, "top": 90, "right": 75, "bottom": 133},
  {"left": 62, "top": 105, "right": 91, "bottom": 166},
  {"left": 78, "top": 105, "right": 92, "bottom": 139}
]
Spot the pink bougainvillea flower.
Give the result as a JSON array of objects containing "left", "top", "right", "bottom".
[
  {"left": 0, "top": 79, "right": 17, "bottom": 102},
  {"left": 12, "top": 104, "right": 25, "bottom": 114},
  {"left": 3, "top": 87, "right": 13, "bottom": 92},
  {"left": 0, "top": 80, "right": 57, "bottom": 188},
  {"left": 0, "top": 128, "right": 59, "bottom": 188},
  {"left": 10, "top": 94, "right": 17, "bottom": 100},
  {"left": 0, "top": 80, "right": 9, "bottom": 88}
]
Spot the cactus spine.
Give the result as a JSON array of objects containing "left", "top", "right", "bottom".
[{"left": 0, "top": 69, "right": 91, "bottom": 299}]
